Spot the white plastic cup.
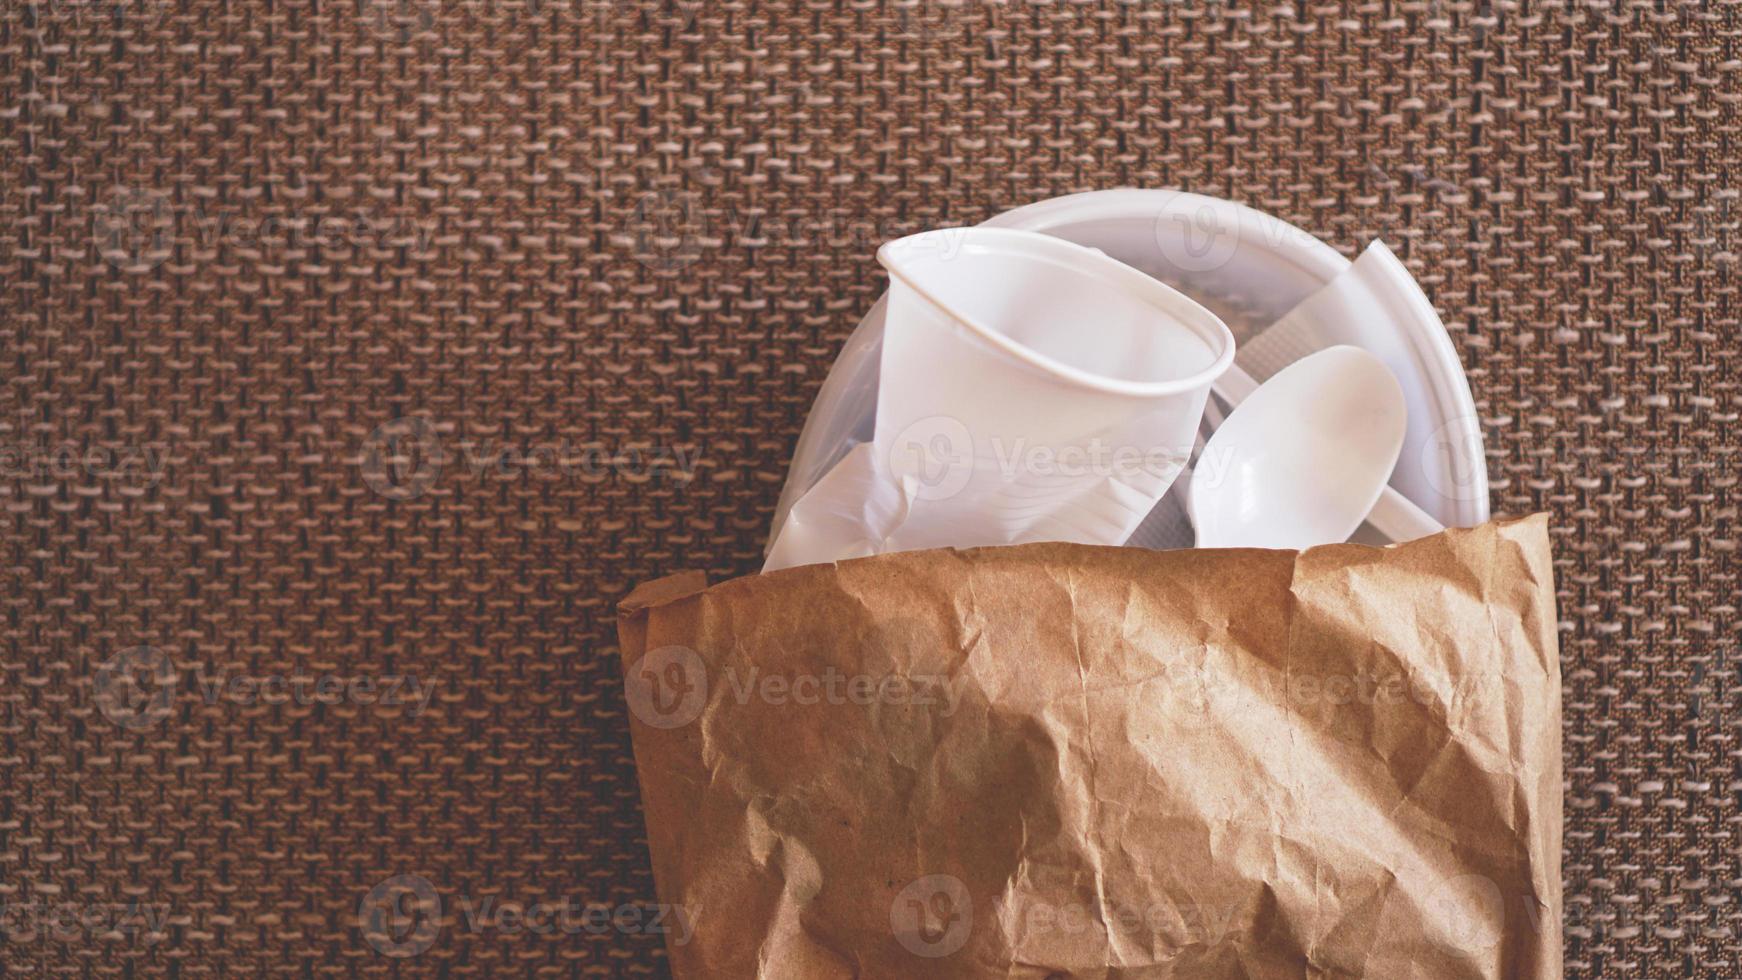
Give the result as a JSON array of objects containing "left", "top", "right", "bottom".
[{"left": 872, "top": 227, "right": 1236, "bottom": 552}]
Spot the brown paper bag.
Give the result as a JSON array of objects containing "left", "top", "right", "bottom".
[{"left": 617, "top": 517, "right": 1562, "bottom": 979}]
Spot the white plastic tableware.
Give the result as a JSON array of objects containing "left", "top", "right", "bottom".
[
  {"left": 1211, "top": 361, "right": 1446, "bottom": 544},
  {"left": 767, "top": 190, "right": 1489, "bottom": 555},
  {"left": 870, "top": 227, "right": 1236, "bottom": 553},
  {"left": 1189, "top": 347, "right": 1407, "bottom": 550}
]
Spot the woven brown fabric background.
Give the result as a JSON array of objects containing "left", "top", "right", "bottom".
[{"left": 1, "top": 0, "right": 1737, "bottom": 976}]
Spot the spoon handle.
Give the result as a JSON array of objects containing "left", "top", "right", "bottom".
[
  {"left": 1364, "top": 484, "right": 1444, "bottom": 542},
  {"left": 1214, "top": 363, "right": 1446, "bottom": 544},
  {"left": 1215, "top": 362, "right": 1263, "bottom": 403}
]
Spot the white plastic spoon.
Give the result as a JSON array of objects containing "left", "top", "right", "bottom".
[
  {"left": 1212, "top": 358, "right": 1445, "bottom": 543},
  {"left": 1189, "top": 347, "right": 1426, "bottom": 549}
]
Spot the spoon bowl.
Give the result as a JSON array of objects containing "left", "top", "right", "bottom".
[{"left": 1188, "top": 346, "right": 1407, "bottom": 550}]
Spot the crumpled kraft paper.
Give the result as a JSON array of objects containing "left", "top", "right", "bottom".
[{"left": 617, "top": 517, "right": 1562, "bottom": 979}]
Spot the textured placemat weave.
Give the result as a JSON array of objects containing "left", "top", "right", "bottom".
[{"left": 2, "top": 0, "right": 1737, "bottom": 976}]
